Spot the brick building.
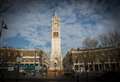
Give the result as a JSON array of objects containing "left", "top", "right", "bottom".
[
  {"left": 63, "top": 47, "right": 120, "bottom": 74},
  {"left": 0, "top": 48, "right": 49, "bottom": 72}
]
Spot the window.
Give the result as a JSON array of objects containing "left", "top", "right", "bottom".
[
  {"left": 75, "top": 65, "right": 78, "bottom": 70},
  {"left": 53, "top": 32, "right": 58, "bottom": 38}
]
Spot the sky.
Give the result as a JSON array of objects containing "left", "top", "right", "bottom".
[{"left": 0, "top": 0, "right": 120, "bottom": 56}]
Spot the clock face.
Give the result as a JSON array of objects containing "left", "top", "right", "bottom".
[
  {"left": 55, "top": 22, "right": 59, "bottom": 27},
  {"left": 53, "top": 32, "right": 58, "bottom": 38}
]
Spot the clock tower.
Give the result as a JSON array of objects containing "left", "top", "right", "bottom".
[{"left": 49, "top": 13, "right": 63, "bottom": 71}]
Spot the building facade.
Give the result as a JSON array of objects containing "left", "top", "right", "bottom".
[
  {"left": 63, "top": 47, "right": 120, "bottom": 73},
  {"left": 0, "top": 48, "right": 49, "bottom": 72}
]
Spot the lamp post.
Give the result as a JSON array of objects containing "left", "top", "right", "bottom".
[{"left": 0, "top": 18, "right": 8, "bottom": 48}]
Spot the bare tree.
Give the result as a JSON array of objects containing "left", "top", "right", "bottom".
[
  {"left": 82, "top": 37, "right": 98, "bottom": 48},
  {"left": 99, "top": 31, "right": 120, "bottom": 48}
]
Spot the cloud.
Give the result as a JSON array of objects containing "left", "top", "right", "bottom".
[{"left": 1, "top": 0, "right": 120, "bottom": 55}]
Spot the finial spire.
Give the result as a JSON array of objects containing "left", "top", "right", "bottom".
[{"left": 53, "top": 2, "right": 58, "bottom": 16}]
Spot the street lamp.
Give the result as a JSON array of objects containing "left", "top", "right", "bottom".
[{"left": 0, "top": 19, "right": 8, "bottom": 48}]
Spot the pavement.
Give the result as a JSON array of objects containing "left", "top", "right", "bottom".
[{"left": 0, "top": 72, "right": 120, "bottom": 82}]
